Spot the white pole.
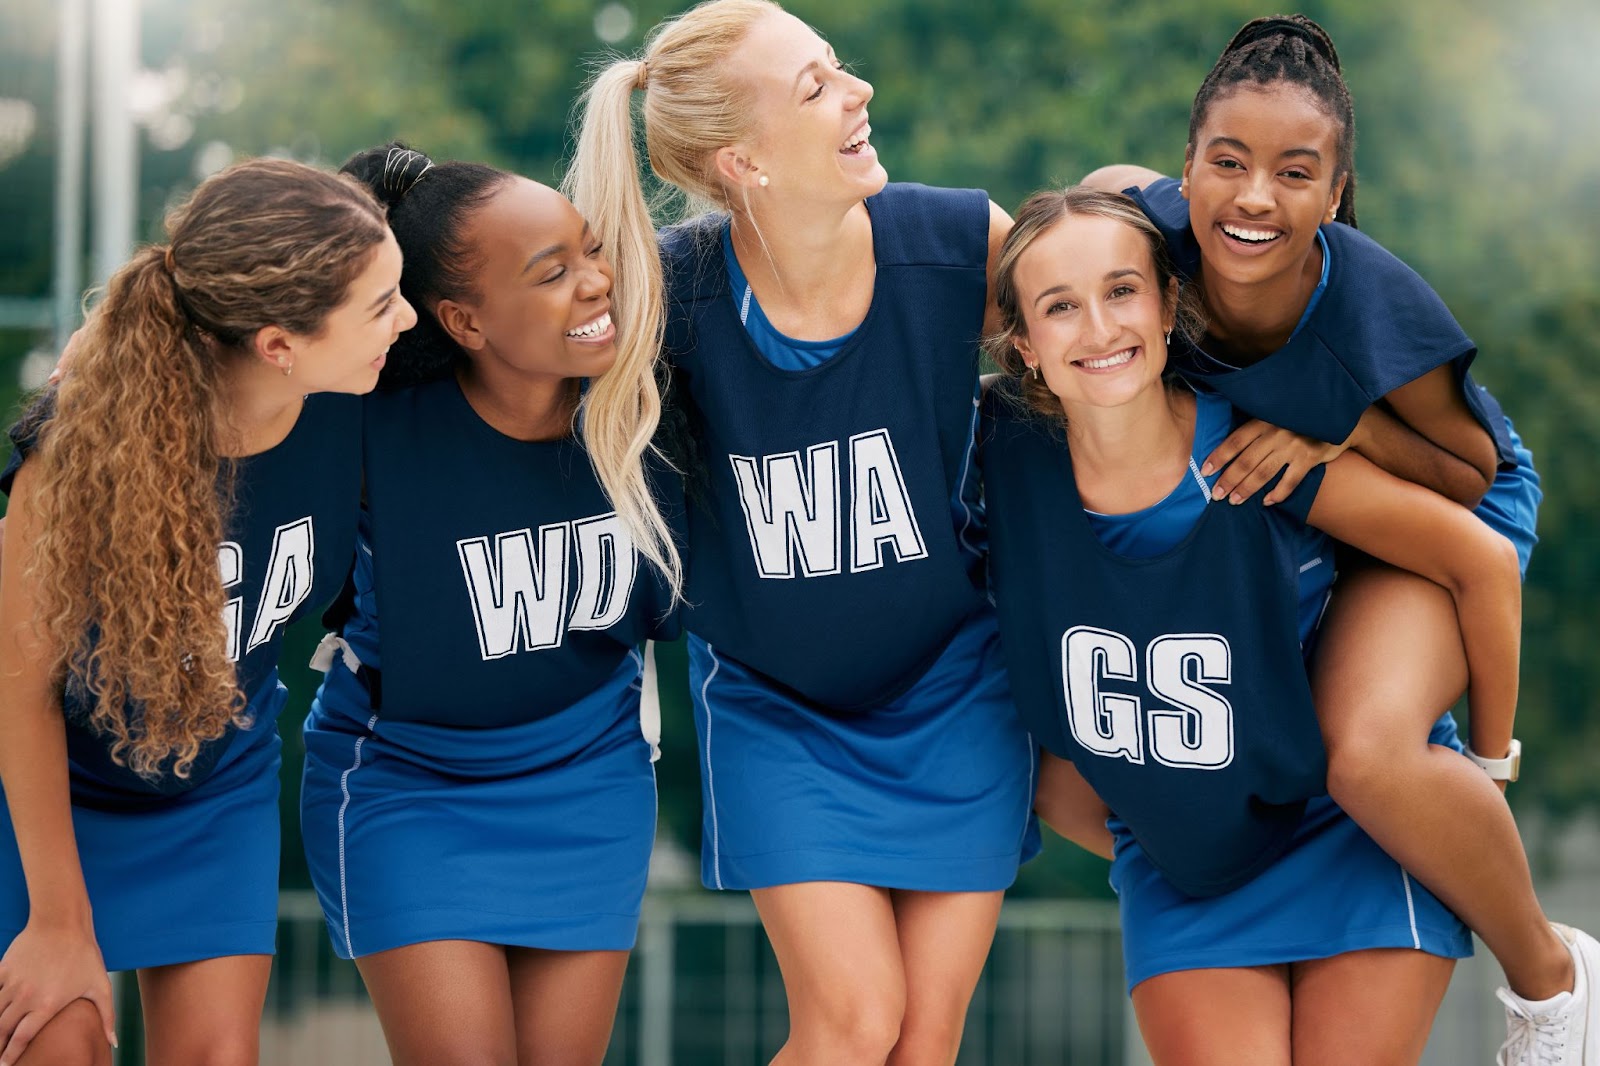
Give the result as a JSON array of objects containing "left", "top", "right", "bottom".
[
  {"left": 53, "top": 0, "right": 88, "bottom": 349},
  {"left": 89, "top": 0, "right": 138, "bottom": 289}
]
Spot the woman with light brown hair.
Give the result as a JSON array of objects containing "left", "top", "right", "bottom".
[
  {"left": 567, "top": 3, "right": 1039, "bottom": 1063},
  {"left": 0, "top": 157, "right": 412, "bottom": 1065}
]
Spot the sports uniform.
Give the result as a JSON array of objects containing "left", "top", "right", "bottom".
[
  {"left": 0, "top": 392, "right": 360, "bottom": 971},
  {"left": 981, "top": 383, "right": 1471, "bottom": 991},
  {"left": 660, "top": 183, "right": 1039, "bottom": 892},
  {"left": 301, "top": 376, "right": 675, "bottom": 959},
  {"left": 1129, "top": 176, "right": 1541, "bottom": 573}
]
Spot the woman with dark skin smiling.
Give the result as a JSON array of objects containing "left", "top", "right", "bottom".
[
  {"left": 299, "top": 145, "right": 681, "bottom": 1066},
  {"left": 1085, "top": 17, "right": 1592, "bottom": 1066}
]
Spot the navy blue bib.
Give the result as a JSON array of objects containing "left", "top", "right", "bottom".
[
  {"left": 4, "top": 391, "right": 362, "bottom": 797},
  {"left": 1130, "top": 177, "right": 1515, "bottom": 465},
  {"left": 355, "top": 377, "right": 677, "bottom": 727},
  {"left": 980, "top": 384, "right": 1327, "bottom": 897},
  {"left": 660, "top": 183, "right": 991, "bottom": 710}
]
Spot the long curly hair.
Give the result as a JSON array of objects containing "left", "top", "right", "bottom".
[{"left": 22, "top": 157, "right": 386, "bottom": 779}]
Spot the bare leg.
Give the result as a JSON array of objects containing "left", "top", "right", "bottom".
[
  {"left": 753, "top": 882, "right": 905, "bottom": 1066},
  {"left": 884, "top": 890, "right": 1003, "bottom": 1066},
  {"left": 355, "top": 939, "right": 517, "bottom": 1066},
  {"left": 506, "top": 947, "right": 630, "bottom": 1066},
  {"left": 1290, "top": 948, "right": 1455, "bottom": 1066},
  {"left": 137, "top": 954, "right": 271, "bottom": 1066},
  {"left": 1130, "top": 965, "right": 1292, "bottom": 1066},
  {"left": 12, "top": 999, "right": 112, "bottom": 1066},
  {"left": 1314, "top": 564, "right": 1571, "bottom": 999}
]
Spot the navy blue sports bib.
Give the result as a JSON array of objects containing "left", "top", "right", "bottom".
[
  {"left": 3, "top": 391, "right": 361, "bottom": 797},
  {"left": 660, "top": 183, "right": 991, "bottom": 710},
  {"left": 352, "top": 377, "right": 678, "bottom": 727},
  {"left": 981, "top": 383, "right": 1328, "bottom": 897}
]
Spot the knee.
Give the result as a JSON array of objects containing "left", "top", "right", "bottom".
[
  {"left": 15, "top": 1000, "right": 114, "bottom": 1066},
  {"left": 1324, "top": 738, "right": 1387, "bottom": 808},
  {"left": 800, "top": 989, "right": 905, "bottom": 1062},
  {"left": 893, "top": 1009, "right": 967, "bottom": 1065}
]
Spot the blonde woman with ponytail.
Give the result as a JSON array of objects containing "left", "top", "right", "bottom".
[
  {"left": 298, "top": 144, "right": 681, "bottom": 1066},
  {"left": 567, "top": 4, "right": 1040, "bottom": 1063},
  {"left": 0, "top": 158, "right": 407, "bottom": 1065}
]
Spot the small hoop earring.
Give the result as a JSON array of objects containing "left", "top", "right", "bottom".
[
  {"left": 758, "top": 174, "right": 770, "bottom": 187},
  {"left": 1027, "top": 364, "right": 1039, "bottom": 381},
  {"left": 280, "top": 361, "right": 293, "bottom": 378},
  {"left": 1165, "top": 329, "right": 1172, "bottom": 345}
]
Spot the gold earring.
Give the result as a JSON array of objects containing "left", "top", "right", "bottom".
[{"left": 280, "top": 361, "right": 293, "bottom": 377}]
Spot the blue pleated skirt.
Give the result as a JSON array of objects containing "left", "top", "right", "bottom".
[
  {"left": 0, "top": 691, "right": 283, "bottom": 972},
  {"left": 1113, "top": 713, "right": 1473, "bottom": 993},
  {"left": 301, "top": 655, "right": 657, "bottom": 960},
  {"left": 688, "top": 607, "right": 1041, "bottom": 892}
]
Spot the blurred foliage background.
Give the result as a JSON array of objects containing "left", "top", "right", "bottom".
[{"left": 0, "top": 0, "right": 1596, "bottom": 901}]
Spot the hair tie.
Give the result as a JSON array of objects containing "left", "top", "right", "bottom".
[
  {"left": 382, "top": 146, "right": 435, "bottom": 201},
  {"left": 163, "top": 245, "right": 177, "bottom": 274},
  {"left": 635, "top": 60, "right": 649, "bottom": 91}
]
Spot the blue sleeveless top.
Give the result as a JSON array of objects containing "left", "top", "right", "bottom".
[
  {"left": 980, "top": 382, "right": 1329, "bottom": 897},
  {"left": 660, "top": 183, "right": 990, "bottom": 710},
  {"left": 1129, "top": 177, "right": 1515, "bottom": 465},
  {"left": 3, "top": 391, "right": 362, "bottom": 798},
  {"left": 337, "top": 376, "right": 679, "bottom": 728}
]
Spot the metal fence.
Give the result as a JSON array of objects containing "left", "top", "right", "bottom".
[{"left": 109, "top": 891, "right": 1587, "bottom": 1065}]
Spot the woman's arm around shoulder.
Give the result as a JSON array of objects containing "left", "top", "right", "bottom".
[
  {"left": 1306, "top": 450, "right": 1521, "bottom": 763},
  {"left": 0, "top": 461, "right": 118, "bottom": 1063}
]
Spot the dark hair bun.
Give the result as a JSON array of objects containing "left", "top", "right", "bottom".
[
  {"left": 340, "top": 141, "right": 436, "bottom": 211},
  {"left": 1222, "top": 14, "right": 1341, "bottom": 73}
]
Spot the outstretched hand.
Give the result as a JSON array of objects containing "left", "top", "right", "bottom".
[
  {"left": 1202, "top": 419, "right": 1351, "bottom": 506},
  {"left": 0, "top": 921, "right": 117, "bottom": 1065}
]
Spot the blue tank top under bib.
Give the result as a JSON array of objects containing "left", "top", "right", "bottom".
[
  {"left": 3, "top": 391, "right": 361, "bottom": 799},
  {"left": 981, "top": 382, "right": 1329, "bottom": 897},
  {"left": 340, "top": 376, "right": 677, "bottom": 728},
  {"left": 1129, "top": 177, "right": 1516, "bottom": 466},
  {"left": 660, "top": 183, "right": 991, "bottom": 710}
]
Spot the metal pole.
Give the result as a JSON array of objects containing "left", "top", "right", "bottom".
[
  {"left": 638, "top": 898, "right": 675, "bottom": 1066},
  {"left": 53, "top": 0, "right": 88, "bottom": 350},
  {"left": 89, "top": 0, "right": 138, "bottom": 289}
]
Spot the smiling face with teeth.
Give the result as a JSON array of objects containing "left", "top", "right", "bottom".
[
  {"left": 1010, "top": 213, "right": 1178, "bottom": 416},
  {"left": 433, "top": 177, "right": 619, "bottom": 390},
  {"left": 1182, "top": 83, "right": 1347, "bottom": 291},
  {"left": 716, "top": 11, "right": 887, "bottom": 206}
]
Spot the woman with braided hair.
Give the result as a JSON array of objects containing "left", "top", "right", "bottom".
[
  {"left": 0, "top": 158, "right": 410, "bottom": 1065},
  {"left": 1085, "top": 15, "right": 1594, "bottom": 1066}
]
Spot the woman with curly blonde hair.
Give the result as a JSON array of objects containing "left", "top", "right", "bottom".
[{"left": 0, "top": 157, "right": 412, "bottom": 1066}]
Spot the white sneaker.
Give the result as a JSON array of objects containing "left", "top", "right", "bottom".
[{"left": 1496, "top": 923, "right": 1600, "bottom": 1065}]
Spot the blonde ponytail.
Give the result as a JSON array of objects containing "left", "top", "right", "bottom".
[{"left": 564, "top": 61, "right": 681, "bottom": 601}]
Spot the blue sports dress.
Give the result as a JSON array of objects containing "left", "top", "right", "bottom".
[
  {"left": 301, "top": 377, "right": 676, "bottom": 959},
  {"left": 982, "top": 384, "right": 1471, "bottom": 992},
  {"left": 0, "top": 392, "right": 360, "bottom": 970},
  {"left": 661, "top": 184, "right": 1040, "bottom": 892}
]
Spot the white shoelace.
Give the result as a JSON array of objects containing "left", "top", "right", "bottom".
[{"left": 1497, "top": 987, "right": 1572, "bottom": 1066}]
